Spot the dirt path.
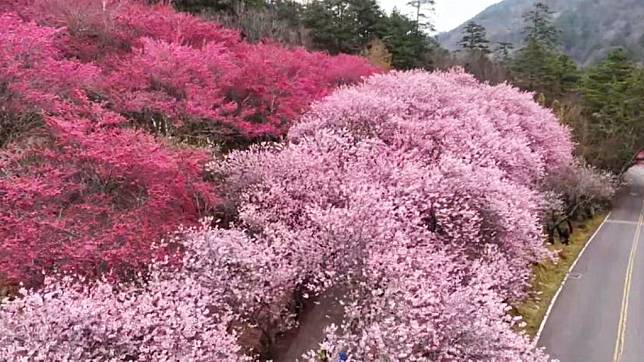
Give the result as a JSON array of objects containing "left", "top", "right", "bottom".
[{"left": 274, "top": 287, "right": 346, "bottom": 361}]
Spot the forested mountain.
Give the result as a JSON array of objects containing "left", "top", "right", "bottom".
[{"left": 438, "top": 0, "right": 644, "bottom": 66}]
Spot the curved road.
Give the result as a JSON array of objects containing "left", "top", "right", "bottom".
[{"left": 539, "top": 166, "right": 644, "bottom": 362}]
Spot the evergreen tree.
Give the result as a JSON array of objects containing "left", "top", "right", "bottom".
[
  {"left": 511, "top": 1, "right": 578, "bottom": 103},
  {"left": 511, "top": 40, "right": 556, "bottom": 94},
  {"left": 172, "top": 0, "right": 265, "bottom": 14},
  {"left": 172, "top": 0, "right": 436, "bottom": 70},
  {"left": 580, "top": 49, "right": 634, "bottom": 112},
  {"left": 302, "top": 0, "right": 384, "bottom": 54},
  {"left": 578, "top": 49, "right": 644, "bottom": 171},
  {"left": 458, "top": 21, "right": 490, "bottom": 53},
  {"left": 522, "top": 1, "right": 560, "bottom": 48},
  {"left": 511, "top": 39, "right": 578, "bottom": 102},
  {"left": 351, "top": 0, "right": 386, "bottom": 45},
  {"left": 301, "top": 0, "right": 351, "bottom": 54},
  {"left": 555, "top": 53, "right": 581, "bottom": 94},
  {"left": 381, "top": 10, "right": 432, "bottom": 69},
  {"left": 301, "top": 0, "right": 433, "bottom": 69}
]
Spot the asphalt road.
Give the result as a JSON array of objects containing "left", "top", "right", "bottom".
[{"left": 539, "top": 166, "right": 644, "bottom": 362}]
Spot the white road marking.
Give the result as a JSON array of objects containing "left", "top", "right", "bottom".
[
  {"left": 613, "top": 201, "right": 644, "bottom": 362},
  {"left": 606, "top": 220, "right": 641, "bottom": 225},
  {"left": 535, "top": 212, "right": 612, "bottom": 342}
]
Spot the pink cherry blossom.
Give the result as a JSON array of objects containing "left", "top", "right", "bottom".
[{"left": 211, "top": 70, "right": 575, "bottom": 359}]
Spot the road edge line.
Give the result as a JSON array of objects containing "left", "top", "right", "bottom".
[
  {"left": 534, "top": 211, "right": 612, "bottom": 342},
  {"left": 613, "top": 201, "right": 643, "bottom": 361}
]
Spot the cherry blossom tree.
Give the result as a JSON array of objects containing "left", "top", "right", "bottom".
[
  {"left": 0, "top": 233, "right": 246, "bottom": 361},
  {"left": 0, "top": 1, "right": 584, "bottom": 359},
  {"left": 209, "top": 70, "right": 574, "bottom": 359}
]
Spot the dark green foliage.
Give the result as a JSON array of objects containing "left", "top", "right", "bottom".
[
  {"left": 459, "top": 21, "right": 490, "bottom": 53},
  {"left": 577, "top": 49, "right": 644, "bottom": 171},
  {"left": 522, "top": 1, "right": 560, "bottom": 48},
  {"left": 511, "top": 2, "right": 578, "bottom": 104},
  {"left": 301, "top": 0, "right": 434, "bottom": 69},
  {"left": 171, "top": 0, "right": 437, "bottom": 70},
  {"left": 301, "top": 0, "right": 385, "bottom": 54},
  {"left": 511, "top": 39, "right": 579, "bottom": 103},
  {"left": 172, "top": 0, "right": 265, "bottom": 14},
  {"left": 380, "top": 11, "right": 433, "bottom": 69},
  {"left": 268, "top": 0, "right": 304, "bottom": 27}
]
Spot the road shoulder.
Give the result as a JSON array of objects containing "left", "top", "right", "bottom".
[{"left": 513, "top": 213, "right": 609, "bottom": 337}]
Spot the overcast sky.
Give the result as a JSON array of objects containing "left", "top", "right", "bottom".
[{"left": 378, "top": 0, "right": 503, "bottom": 33}]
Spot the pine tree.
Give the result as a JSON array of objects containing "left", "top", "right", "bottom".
[
  {"left": 511, "top": 1, "right": 578, "bottom": 103},
  {"left": 458, "top": 21, "right": 490, "bottom": 53},
  {"left": 580, "top": 49, "right": 634, "bottom": 113},
  {"left": 522, "top": 1, "right": 560, "bottom": 48},
  {"left": 302, "top": 0, "right": 384, "bottom": 54},
  {"left": 172, "top": 0, "right": 265, "bottom": 15},
  {"left": 381, "top": 10, "right": 432, "bottom": 69},
  {"left": 351, "top": 0, "right": 386, "bottom": 46},
  {"left": 578, "top": 49, "right": 644, "bottom": 171},
  {"left": 511, "top": 39, "right": 578, "bottom": 103},
  {"left": 511, "top": 40, "right": 555, "bottom": 93}
]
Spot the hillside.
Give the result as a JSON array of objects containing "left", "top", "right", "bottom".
[{"left": 437, "top": 0, "right": 644, "bottom": 66}]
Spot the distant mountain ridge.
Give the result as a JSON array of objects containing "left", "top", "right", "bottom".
[{"left": 437, "top": 0, "right": 644, "bottom": 66}]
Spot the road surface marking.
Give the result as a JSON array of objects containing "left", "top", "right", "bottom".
[
  {"left": 613, "top": 201, "right": 644, "bottom": 362},
  {"left": 606, "top": 220, "right": 641, "bottom": 225},
  {"left": 536, "top": 212, "right": 612, "bottom": 342}
]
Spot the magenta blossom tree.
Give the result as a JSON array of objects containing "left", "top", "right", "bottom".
[{"left": 0, "top": 0, "right": 375, "bottom": 288}]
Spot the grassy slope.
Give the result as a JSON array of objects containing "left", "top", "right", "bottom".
[{"left": 513, "top": 214, "right": 607, "bottom": 337}]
